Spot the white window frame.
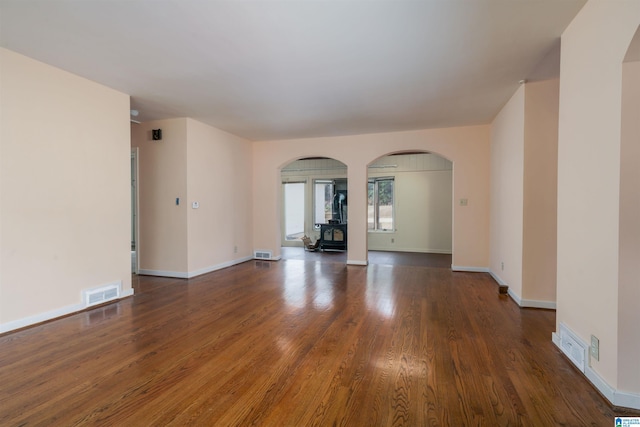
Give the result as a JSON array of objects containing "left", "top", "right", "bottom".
[
  {"left": 313, "top": 179, "right": 334, "bottom": 228},
  {"left": 368, "top": 177, "right": 395, "bottom": 232}
]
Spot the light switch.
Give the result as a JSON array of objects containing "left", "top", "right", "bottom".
[
  {"left": 459, "top": 198, "right": 468, "bottom": 206},
  {"left": 192, "top": 201, "right": 200, "bottom": 209}
]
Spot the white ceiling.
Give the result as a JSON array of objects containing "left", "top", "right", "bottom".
[{"left": 0, "top": 0, "right": 586, "bottom": 141}]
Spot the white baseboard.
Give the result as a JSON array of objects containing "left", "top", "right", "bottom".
[
  {"left": 0, "top": 302, "right": 85, "bottom": 334},
  {"left": 489, "top": 270, "right": 508, "bottom": 287},
  {"left": 552, "top": 331, "right": 561, "bottom": 347},
  {"left": 451, "top": 265, "right": 490, "bottom": 272},
  {"left": 137, "top": 269, "right": 189, "bottom": 278},
  {"left": 507, "top": 288, "right": 522, "bottom": 304},
  {"left": 347, "top": 259, "right": 368, "bottom": 266},
  {"left": 489, "top": 271, "right": 556, "bottom": 309},
  {"left": 139, "top": 256, "right": 255, "bottom": 279},
  {"left": 585, "top": 365, "right": 640, "bottom": 409},
  {"left": 187, "top": 256, "right": 253, "bottom": 278},
  {"left": 586, "top": 365, "right": 616, "bottom": 404},
  {"left": 506, "top": 284, "right": 556, "bottom": 309},
  {"left": 518, "top": 297, "right": 556, "bottom": 309},
  {"left": 553, "top": 330, "right": 640, "bottom": 410},
  {"left": 368, "top": 247, "right": 452, "bottom": 254},
  {"left": 121, "top": 288, "right": 135, "bottom": 298},
  {"left": 0, "top": 285, "right": 135, "bottom": 334},
  {"left": 613, "top": 389, "right": 640, "bottom": 410}
]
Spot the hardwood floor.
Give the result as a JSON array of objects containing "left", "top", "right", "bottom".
[
  {"left": 281, "top": 247, "right": 453, "bottom": 269},
  {"left": 1, "top": 255, "right": 638, "bottom": 426}
]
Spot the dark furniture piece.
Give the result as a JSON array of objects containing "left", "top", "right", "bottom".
[{"left": 319, "top": 223, "right": 347, "bottom": 251}]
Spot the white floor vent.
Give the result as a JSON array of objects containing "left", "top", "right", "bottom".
[
  {"left": 254, "top": 250, "right": 273, "bottom": 260},
  {"left": 84, "top": 282, "right": 121, "bottom": 308},
  {"left": 558, "top": 323, "right": 587, "bottom": 372}
]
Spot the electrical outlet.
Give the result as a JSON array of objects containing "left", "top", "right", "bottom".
[
  {"left": 234, "top": 246, "right": 238, "bottom": 254},
  {"left": 391, "top": 238, "right": 395, "bottom": 243},
  {"left": 501, "top": 262, "right": 504, "bottom": 271},
  {"left": 590, "top": 335, "right": 599, "bottom": 361}
]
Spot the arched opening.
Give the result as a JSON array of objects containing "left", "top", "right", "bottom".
[
  {"left": 366, "top": 151, "right": 453, "bottom": 264},
  {"left": 280, "top": 157, "right": 348, "bottom": 254},
  {"left": 617, "top": 24, "right": 640, "bottom": 395}
]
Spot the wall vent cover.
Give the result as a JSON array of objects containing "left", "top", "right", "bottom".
[
  {"left": 254, "top": 250, "right": 273, "bottom": 260},
  {"left": 84, "top": 282, "right": 121, "bottom": 307},
  {"left": 559, "top": 323, "right": 586, "bottom": 372}
]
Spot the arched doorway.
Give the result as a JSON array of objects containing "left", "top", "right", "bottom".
[
  {"left": 280, "top": 157, "right": 348, "bottom": 251},
  {"left": 367, "top": 151, "right": 453, "bottom": 258},
  {"left": 617, "top": 24, "right": 640, "bottom": 397}
]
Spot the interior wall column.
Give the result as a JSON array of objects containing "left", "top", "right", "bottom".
[{"left": 346, "top": 162, "right": 368, "bottom": 265}]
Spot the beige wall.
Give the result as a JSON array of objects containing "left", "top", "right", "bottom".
[
  {"left": 618, "top": 59, "right": 640, "bottom": 394},
  {"left": 557, "top": 0, "right": 640, "bottom": 395},
  {"left": 131, "top": 118, "right": 189, "bottom": 275},
  {"left": 0, "top": 48, "right": 131, "bottom": 330},
  {"left": 522, "top": 78, "right": 559, "bottom": 303},
  {"left": 186, "top": 118, "right": 253, "bottom": 274},
  {"left": 253, "top": 126, "right": 490, "bottom": 267},
  {"left": 368, "top": 154, "right": 453, "bottom": 253},
  {"left": 130, "top": 117, "right": 253, "bottom": 277},
  {"left": 490, "top": 85, "right": 525, "bottom": 298},
  {"left": 490, "top": 78, "right": 559, "bottom": 308}
]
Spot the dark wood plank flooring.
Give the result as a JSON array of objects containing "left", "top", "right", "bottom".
[{"left": 1, "top": 254, "right": 638, "bottom": 426}]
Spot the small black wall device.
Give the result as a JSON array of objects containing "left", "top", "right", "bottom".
[{"left": 152, "top": 129, "right": 162, "bottom": 140}]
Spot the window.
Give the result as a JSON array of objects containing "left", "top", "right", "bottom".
[
  {"left": 368, "top": 177, "right": 394, "bottom": 231},
  {"left": 283, "top": 182, "right": 305, "bottom": 240},
  {"left": 314, "top": 180, "right": 334, "bottom": 225}
]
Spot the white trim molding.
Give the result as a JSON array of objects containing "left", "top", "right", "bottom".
[
  {"left": 584, "top": 360, "right": 640, "bottom": 410},
  {"left": 451, "top": 265, "right": 490, "bottom": 272},
  {"left": 0, "top": 286, "right": 135, "bottom": 334},
  {"left": 139, "top": 256, "right": 255, "bottom": 279},
  {"left": 489, "top": 271, "right": 508, "bottom": 287},
  {"left": 137, "top": 269, "right": 189, "bottom": 279},
  {"left": 553, "top": 328, "right": 640, "bottom": 410},
  {"left": 0, "top": 302, "right": 84, "bottom": 334},
  {"left": 613, "top": 389, "right": 640, "bottom": 411},
  {"left": 507, "top": 288, "right": 556, "bottom": 309},
  {"left": 187, "top": 256, "right": 253, "bottom": 278},
  {"left": 368, "top": 247, "right": 452, "bottom": 254},
  {"left": 347, "top": 259, "right": 368, "bottom": 266},
  {"left": 490, "top": 271, "right": 556, "bottom": 309}
]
